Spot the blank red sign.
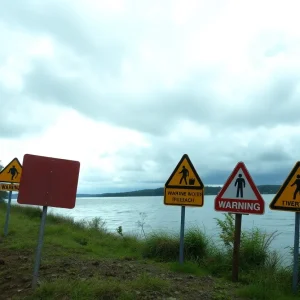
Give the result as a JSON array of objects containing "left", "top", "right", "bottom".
[{"left": 17, "top": 154, "right": 80, "bottom": 209}]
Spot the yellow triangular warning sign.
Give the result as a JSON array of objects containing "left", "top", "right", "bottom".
[
  {"left": 165, "top": 154, "right": 204, "bottom": 188},
  {"left": 164, "top": 154, "right": 204, "bottom": 207},
  {"left": 0, "top": 158, "right": 22, "bottom": 183},
  {"left": 270, "top": 161, "right": 300, "bottom": 212}
]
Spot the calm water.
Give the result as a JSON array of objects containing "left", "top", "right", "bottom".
[{"left": 11, "top": 194, "right": 295, "bottom": 265}]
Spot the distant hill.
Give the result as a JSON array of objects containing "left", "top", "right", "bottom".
[
  {"left": 77, "top": 185, "right": 281, "bottom": 198},
  {"left": 9, "top": 185, "right": 281, "bottom": 199}
]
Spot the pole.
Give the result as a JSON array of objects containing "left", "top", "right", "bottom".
[
  {"left": 32, "top": 206, "right": 48, "bottom": 289},
  {"left": 179, "top": 206, "right": 186, "bottom": 264},
  {"left": 293, "top": 212, "right": 300, "bottom": 294},
  {"left": 232, "top": 213, "right": 242, "bottom": 282},
  {"left": 4, "top": 191, "right": 12, "bottom": 236}
]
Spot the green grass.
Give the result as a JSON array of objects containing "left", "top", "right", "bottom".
[
  {"left": 168, "top": 261, "right": 209, "bottom": 276},
  {"left": 141, "top": 213, "right": 299, "bottom": 298},
  {"left": 3, "top": 204, "right": 142, "bottom": 260},
  {"left": 130, "top": 273, "right": 171, "bottom": 292},
  {"left": 27, "top": 278, "right": 129, "bottom": 300},
  {"left": 0, "top": 203, "right": 299, "bottom": 300},
  {"left": 27, "top": 274, "right": 171, "bottom": 300}
]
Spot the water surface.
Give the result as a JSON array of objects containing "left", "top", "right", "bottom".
[{"left": 12, "top": 194, "right": 295, "bottom": 265}]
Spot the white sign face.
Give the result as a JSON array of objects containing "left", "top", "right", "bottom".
[{"left": 221, "top": 167, "right": 257, "bottom": 200}]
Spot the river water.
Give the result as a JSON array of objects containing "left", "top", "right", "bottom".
[{"left": 11, "top": 194, "right": 295, "bottom": 265}]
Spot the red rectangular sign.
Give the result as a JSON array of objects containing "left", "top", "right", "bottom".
[{"left": 17, "top": 154, "right": 80, "bottom": 209}]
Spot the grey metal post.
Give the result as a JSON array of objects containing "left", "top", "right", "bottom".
[
  {"left": 4, "top": 191, "right": 12, "bottom": 236},
  {"left": 32, "top": 206, "right": 48, "bottom": 289},
  {"left": 293, "top": 212, "right": 300, "bottom": 293},
  {"left": 179, "top": 206, "right": 186, "bottom": 264}
]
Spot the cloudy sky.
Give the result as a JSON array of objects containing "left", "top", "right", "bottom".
[{"left": 1, "top": 0, "right": 300, "bottom": 193}]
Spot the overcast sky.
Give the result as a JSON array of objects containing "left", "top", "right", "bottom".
[{"left": 1, "top": 0, "right": 300, "bottom": 193}]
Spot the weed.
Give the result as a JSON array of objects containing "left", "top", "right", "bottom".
[
  {"left": 136, "top": 212, "right": 147, "bottom": 238},
  {"left": 116, "top": 225, "right": 123, "bottom": 236},
  {"left": 87, "top": 217, "right": 107, "bottom": 232},
  {"left": 214, "top": 213, "right": 236, "bottom": 250}
]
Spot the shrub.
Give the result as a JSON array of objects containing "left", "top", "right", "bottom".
[
  {"left": 184, "top": 226, "right": 210, "bottom": 261},
  {"left": 0, "top": 191, "right": 7, "bottom": 203},
  {"left": 13, "top": 205, "right": 42, "bottom": 219},
  {"left": 215, "top": 213, "right": 280, "bottom": 272},
  {"left": 142, "top": 227, "right": 211, "bottom": 263},
  {"left": 142, "top": 231, "right": 179, "bottom": 261},
  {"left": 87, "top": 217, "right": 107, "bottom": 232}
]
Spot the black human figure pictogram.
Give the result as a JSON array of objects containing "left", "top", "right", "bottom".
[
  {"left": 235, "top": 173, "right": 246, "bottom": 198},
  {"left": 8, "top": 165, "right": 19, "bottom": 180},
  {"left": 179, "top": 166, "right": 189, "bottom": 185},
  {"left": 291, "top": 174, "right": 300, "bottom": 200}
]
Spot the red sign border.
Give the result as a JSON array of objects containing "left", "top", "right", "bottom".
[{"left": 214, "top": 162, "right": 265, "bottom": 215}]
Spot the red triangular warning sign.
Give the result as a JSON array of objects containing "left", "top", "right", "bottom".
[{"left": 214, "top": 162, "right": 265, "bottom": 215}]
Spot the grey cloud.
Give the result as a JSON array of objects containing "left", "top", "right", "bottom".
[
  {"left": 0, "top": 85, "right": 61, "bottom": 138},
  {"left": 1, "top": 1, "right": 109, "bottom": 53},
  {"left": 2, "top": 0, "right": 300, "bottom": 191},
  {"left": 75, "top": 129, "right": 296, "bottom": 192},
  {"left": 3, "top": 0, "right": 300, "bottom": 137},
  {"left": 22, "top": 54, "right": 300, "bottom": 139},
  {"left": 256, "top": 149, "right": 291, "bottom": 162},
  {"left": 0, "top": 0, "right": 137, "bottom": 78},
  {"left": 210, "top": 76, "right": 300, "bottom": 129},
  {"left": 22, "top": 61, "right": 218, "bottom": 136}
]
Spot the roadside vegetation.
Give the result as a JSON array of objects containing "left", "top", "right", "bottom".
[
  {"left": 0, "top": 190, "right": 7, "bottom": 203},
  {"left": 0, "top": 202, "right": 298, "bottom": 299}
]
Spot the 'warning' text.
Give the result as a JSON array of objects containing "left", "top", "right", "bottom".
[{"left": 218, "top": 201, "right": 261, "bottom": 211}]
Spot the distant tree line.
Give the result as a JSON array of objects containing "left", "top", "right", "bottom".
[
  {"left": 76, "top": 185, "right": 282, "bottom": 198},
  {"left": 9, "top": 185, "right": 282, "bottom": 199}
]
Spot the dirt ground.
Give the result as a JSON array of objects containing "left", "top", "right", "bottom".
[{"left": 0, "top": 248, "right": 245, "bottom": 300}]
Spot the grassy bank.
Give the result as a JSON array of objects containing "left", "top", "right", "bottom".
[{"left": 0, "top": 203, "right": 297, "bottom": 300}]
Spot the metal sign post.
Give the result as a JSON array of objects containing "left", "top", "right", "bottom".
[
  {"left": 293, "top": 212, "right": 300, "bottom": 294},
  {"left": 4, "top": 190, "right": 12, "bottom": 236},
  {"left": 179, "top": 206, "right": 186, "bottom": 264},
  {"left": 32, "top": 206, "right": 48, "bottom": 289}
]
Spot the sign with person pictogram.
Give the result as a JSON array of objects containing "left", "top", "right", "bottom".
[
  {"left": 270, "top": 161, "right": 300, "bottom": 212},
  {"left": 214, "top": 162, "right": 265, "bottom": 214},
  {"left": 0, "top": 158, "right": 22, "bottom": 183},
  {"left": 164, "top": 154, "right": 204, "bottom": 207}
]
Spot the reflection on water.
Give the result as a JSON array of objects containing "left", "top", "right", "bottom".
[{"left": 12, "top": 194, "right": 295, "bottom": 265}]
